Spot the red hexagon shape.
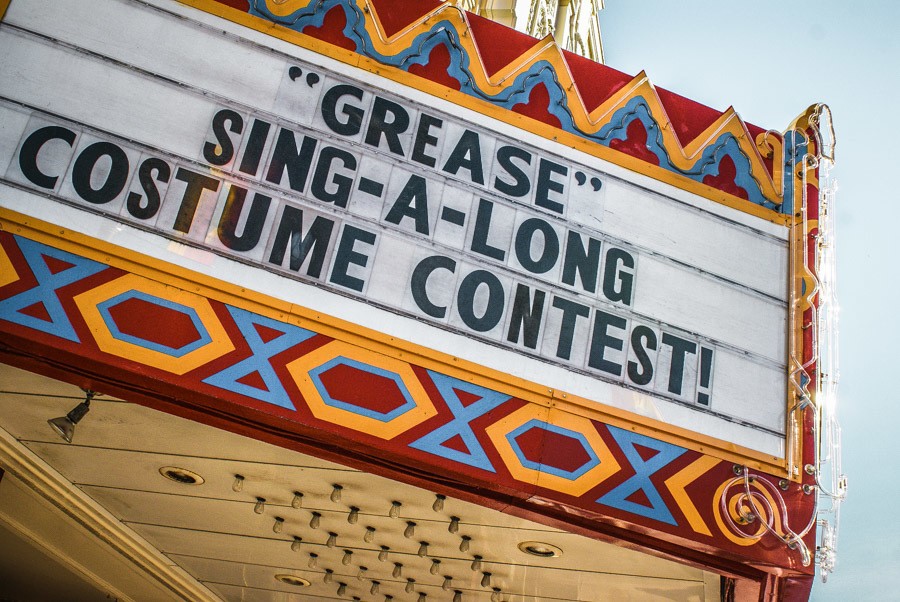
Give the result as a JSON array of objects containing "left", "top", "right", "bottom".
[
  {"left": 317, "top": 362, "right": 411, "bottom": 416},
  {"left": 513, "top": 425, "right": 594, "bottom": 475}
]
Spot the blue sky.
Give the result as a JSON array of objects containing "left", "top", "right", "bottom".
[{"left": 599, "top": 2, "right": 899, "bottom": 598}]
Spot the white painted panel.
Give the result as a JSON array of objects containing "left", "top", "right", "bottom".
[
  {"left": 600, "top": 179, "right": 789, "bottom": 299},
  {"left": 712, "top": 351, "right": 786, "bottom": 432},
  {"left": 0, "top": 0, "right": 793, "bottom": 455},
  {"left": 0, "top": 106, "right": 30, "bottom": 173},
  {"left": 0, "top": 29, "right": 216, "bottom": 162},
  {"left": 4, "top": 0, "right": 287, "bottom": 114},
  {"left": 633, "top": 256, "right": 786, "bottom": 363}
]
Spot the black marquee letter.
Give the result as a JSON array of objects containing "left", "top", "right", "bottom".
[
  {"left": 506, "top": 284, "right": 546, "bottom": 348},
  {"left": 603, "top": 247, "right": 635, "bottom": 305},
  {"left": 126, "top": 157, "right": 170, "bottom": 220},
  {"left": 265, "top": 128, "right": 318, "bottom": 193},
  {"left": 562, "top": 231, "right": 602, "bottom": 293},
  {"left": 321, "top": 84, "right": 364, "bottom": 136},
  {"left": 470, "top": 199, "right": 506, "bottom": 261},
  {"left": 534, "top": 158, "right": 567, "bottom": 214},
  {"left": 661, "top": 333, "right": 697, "bottom": 395},
  {"left": 18, "top": 125, "right": 76, "bottom": 189},
  {"left": 493, "top": 145, "right": 532, "bottom": 198},
  {"left": 71, "top": 141, "right": 130, "bottom": 204},
  {"left": 627, "top": 325, "right": 657, "bottom": 386},
  {"left": 171, "top": 168, "right": 221, "bottom": 233},
  {"left": 203, "top": 109, "right": 243, "bottom": 166},
  {"left": 514, "top": 218, "right": 559, "bottom": 274},
  {"left": 442, "top": 130, "right": 484, "bottom": 185},
  {"left": 311, "top": 146, "right": 357, "bottom": 208},
  {"left": 411, "top": 114, "right": 443, "bottom": 167},
  {"left": 411, "top": 255, "right": 457, "bottom": 319},
  {"left": 364, "top": 96, "right": 410, "bottom": 155},
  {"left": 551, "top": 296, "right": 589, "bottom": 361},
  {"left": 217, "top": 185, "right": 272, "bottom": 252},
  {"left": 588, "top": 309, "right": 626, "bottom": 377},
  {"left": 457, "top": 270, "right": 504, "bottom": 332},
  {"left": 330, "top": 225, "right": 376, "bottom": 291},
  {"left": 268, "top": 205, "right": 335, "bottom": 277},
  {"left": 384, "top": 175, "right": 430, "bottom": 234}
]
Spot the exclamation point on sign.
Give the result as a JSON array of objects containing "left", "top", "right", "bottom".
[{"left": 697, "top": 347, "right": 713, "bottom": 406}]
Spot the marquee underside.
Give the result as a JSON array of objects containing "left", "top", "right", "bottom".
[{"left": 0, "top": 362, "right": 728, "bottom": 601}]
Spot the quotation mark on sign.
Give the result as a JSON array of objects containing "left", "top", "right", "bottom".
[
  {"left": 288, "top": 66, "right": 320, "bottom": 87},
  {"left": 575, "top": 171, "right": 603, "bottom": 191}
]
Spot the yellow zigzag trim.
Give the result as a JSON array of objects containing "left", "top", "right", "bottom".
[
  {"left": 264, "top": 0, "right": 785, "bottom": 206},
  {"left": 664, "top": 456, "right": 720, "bottom": 537}
]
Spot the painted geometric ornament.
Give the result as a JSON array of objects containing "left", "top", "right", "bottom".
[{"left": 225, "top": 0, "right": 787, "bottom": 211}]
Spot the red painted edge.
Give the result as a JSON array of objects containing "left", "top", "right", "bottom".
[
  {"left": 562, "top": 49, "right": 633, "bottom": 113},
  {"left": 0, "top": 337, "right": 815, "bottom": 598},
  {"left": 368, "top": 0, "right": 443, "bottom": 38},
  {"left": 464, "top": 12, "right": 541, "bottom": 78}
]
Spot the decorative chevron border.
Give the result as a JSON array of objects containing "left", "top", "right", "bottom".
[
  {"left": 189, "top": 0, "right": 791, "bottom": 215},
  {"left": 0, "top": 210, "right": 814, "bottom": 568}
]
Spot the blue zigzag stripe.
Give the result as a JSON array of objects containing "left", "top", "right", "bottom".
[{"left": 248, "top": 0, "right": 775, "bottom": 211}]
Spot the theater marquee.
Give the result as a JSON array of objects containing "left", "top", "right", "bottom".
[
  {"left": 3, "top": 52, "right": 789, "bottom": 455},
  {"left": 0, "top": 0, "right": 839, "bottom": 590}
]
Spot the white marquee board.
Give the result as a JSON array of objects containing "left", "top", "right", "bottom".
[{"left": 0, "top": 0, "right": 789, "bottom": 456}]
